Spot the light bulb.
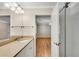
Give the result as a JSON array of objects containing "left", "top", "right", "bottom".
[
  {"left": 15, "top": 10, "right": 19, "bottom": 14},
  {"left": 4, "top": 3, "right": 10, "bottom": 8},
  {"left": 10, "top": 7, "right": 16, "bottom": 11},
  {"left": 17, "top": 7, "right": 21, "bottom": 11},
  {"left": 21, "top": 10, "right": 24, "bottom": 14}
]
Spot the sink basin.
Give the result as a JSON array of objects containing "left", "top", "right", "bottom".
[
  {"left": 18, "top": 40, "right": 28, "bottom": 43},
  {"left": 16, "top": 38, "right": 31, "bottom": 43}
]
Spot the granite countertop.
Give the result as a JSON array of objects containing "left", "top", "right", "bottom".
[{"left": 0, "top": 36, "right": 33, "bottom": 57}]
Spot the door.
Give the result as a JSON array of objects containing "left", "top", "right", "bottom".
[
  {"left": 36, "top": 15, "right": 51, "bottom": 57},
  {"left": 66, "top": 2, "right": 79, "bottom": 57},
  {"left": 51, "top": 3, "right": 59, "bottom": 57},
  {"left": 59, "top": 7, "right": 66, "bottom": 57},
  {"left": 59, "top": 2, "right": 79, "bottom": 57}
]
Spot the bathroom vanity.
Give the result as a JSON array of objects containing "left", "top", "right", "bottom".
[{"left": 0, "top": 36, "right": 34, "bottom": 57}]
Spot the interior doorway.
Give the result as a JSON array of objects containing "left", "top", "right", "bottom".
[{"left": 36, "top": 15, "right": 51, "bottom": 57}]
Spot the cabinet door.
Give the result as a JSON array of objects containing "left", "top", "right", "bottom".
[{"left": 16, "top": 40, "right": 34, "bottom": 57}]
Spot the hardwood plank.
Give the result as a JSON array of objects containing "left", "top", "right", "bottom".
[{"left": 36, "top": 38, "right": 51, "bottom": 57}]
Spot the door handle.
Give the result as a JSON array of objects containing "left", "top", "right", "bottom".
[{"left": 54, "top": 42, "right": 61, "bottom": 46}]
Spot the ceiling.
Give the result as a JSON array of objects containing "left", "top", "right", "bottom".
[{"left": 0, "top": 2, "right": 57, "bottom": 9}]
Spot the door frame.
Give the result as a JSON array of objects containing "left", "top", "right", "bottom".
[
  {"left": 35, "top": 15, "right": 52, "bottom": 56},
  {"left": 51, "top": 3, "right": 60, "bottom": 57}
]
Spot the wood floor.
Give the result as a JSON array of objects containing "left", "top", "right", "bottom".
[{"left": 36, "top": 37, "right": 51, "bottom": 57}]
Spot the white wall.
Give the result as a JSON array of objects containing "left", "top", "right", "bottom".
[
  {"left": 37, "top": 25, "right": 51, "bottom": 37},
  {"left": 51, "top": 3, "right": 59, "bottom": 57},
  {"left": 10, "top": 8, "right": 52, "bottom": 36},
  {"left": 36, "top": 16, "right": 51, "bottom": 37}
]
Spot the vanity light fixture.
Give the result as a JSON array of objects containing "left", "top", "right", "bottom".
[
  {"left": 4, "top": 2, "right": 24, "bottom": 14},
  {"left": 10, "top": 7, "right": 16, "bottom": 11},
  {"left": 21, "top": 10, "right": 24, "bottom": 14},
  {"left": 15, "top": 9, "right": 19, "bottom": 14}
]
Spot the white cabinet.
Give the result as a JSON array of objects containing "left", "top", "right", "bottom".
[
  {"left": 22, "top": 15, "right": 34, "bottom": 26},
  {"left": 16, "top": 40, "right": 34, "bottom": 57}
]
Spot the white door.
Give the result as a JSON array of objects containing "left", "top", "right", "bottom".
[
  {"left": 66, "top": 2, "right": 79, "bottom": 57},
  {"left": 59, "top": 7, "right": 66, "bottom": 57},
  {"left": 51, "top": 3, "right": 59, "bottom": 57}
]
